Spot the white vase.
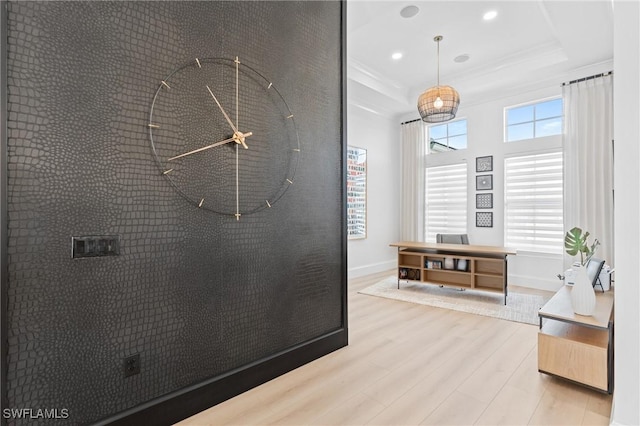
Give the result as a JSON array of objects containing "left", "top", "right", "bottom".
[{"left": 571, "top": 264, "right": 596, "bottom": 316}]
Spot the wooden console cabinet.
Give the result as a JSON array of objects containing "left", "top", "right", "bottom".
[
  {"left": 389, "top": 242, "right": 516, "bottom": 304},
  {"left": 538, "top": 285, "right": 614, "bottom": 393}
]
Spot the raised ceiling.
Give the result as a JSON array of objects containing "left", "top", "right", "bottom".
[{"left": 347, "top": 1, "right": 614, "bottom": 118}]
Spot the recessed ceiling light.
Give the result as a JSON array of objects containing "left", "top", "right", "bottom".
[
  {"left": 391, "top": 52, "right": 403, "bottom": 60},
  {"left": 454, "top": 54, "right": 470, "bottom": 63},
  {"left": 400, "top": 5, "right": 420, "bottom": 18},
  {"left": 483, "top": 10, "right": 498, "bottom": 20}
]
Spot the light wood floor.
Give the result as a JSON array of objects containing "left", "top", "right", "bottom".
[{"left": 178, "top": 270, "right": 612, "bottom": 425}]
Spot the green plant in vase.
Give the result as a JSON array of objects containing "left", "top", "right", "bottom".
[
  {"left": 564, "top": 227, "right": 600, "bottom": 266},
  {"left": 564, "top": 226, "right": 600, "bottom": 315}
]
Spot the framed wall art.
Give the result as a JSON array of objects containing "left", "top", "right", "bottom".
[
  {"left": 347, "top": 146, "right": 367, "bottom": 239},
  {"left": 476, "top": 155, "right": 493, "bottom": 172},
  {"left": 476, "top": 174, "right": 493, "bottom": 191},
  {"left": 476, "top": 193, "right": 493, "bottom": 209},
  {"left": 476, "top": 212, "right": 493, "bottom": 228}
]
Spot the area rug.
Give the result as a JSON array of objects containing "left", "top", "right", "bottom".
[{"left": 358, "top": 276, "right": 550, "bottom": 325}]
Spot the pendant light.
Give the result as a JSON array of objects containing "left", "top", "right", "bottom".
[{"left": 417, "top": 35, "right": 460, "bottom": 123}]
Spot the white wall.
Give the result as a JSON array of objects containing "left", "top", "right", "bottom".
[
  {"left": 347, "top": 103, "right": 400, "bottom": 278},
  {"left": 456, "top": 87, "right": 564, "bottom": 291},
  {"left": 612, "top": 1, "right": 640, "bottom": 424}
]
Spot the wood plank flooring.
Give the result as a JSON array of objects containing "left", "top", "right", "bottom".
[{"left": 177, "top": 270, "right": 612, "bottom": 425}]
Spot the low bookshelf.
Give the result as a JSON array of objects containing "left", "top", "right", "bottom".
[{"left": 391, "top": 241, "right": 517, "bottom": 305}]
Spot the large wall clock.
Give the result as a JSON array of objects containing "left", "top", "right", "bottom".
[{"left": 149, "top": 57, "right": 300, "bottom": 219}]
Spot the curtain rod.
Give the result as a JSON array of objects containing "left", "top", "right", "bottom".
[
  {"left": 401, "top": 118, "right": 422, "bottom": 125},
  {"left": 561, "top": 70, "right": 613, "bottom": 87}
]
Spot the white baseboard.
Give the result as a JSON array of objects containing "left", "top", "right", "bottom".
[
  {"left": 348, "top": 259, "right": 396, "bottom": 278},
  {"left": 508, "top": 273, "right": 564, "bottom": 293},
  {"left": 610, "top": 396, "right": 616, "bottom": 426},
  {"left": 608, "top": 395, "right": 634, "bottom": 426}
]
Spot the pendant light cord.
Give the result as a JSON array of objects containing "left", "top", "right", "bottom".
[{"left": 436, "top": 38, "right": 440, "bottom": 88}]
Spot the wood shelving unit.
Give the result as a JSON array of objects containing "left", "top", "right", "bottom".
[{"left": 391, "top": 242, "right": 516, "bottom": 304}]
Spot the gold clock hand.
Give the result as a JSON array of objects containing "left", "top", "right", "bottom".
[
  {"left": 206, "top": 85, "right": 239, "bottom": 134},
  {"left": 168, "top": 132, "right": 252, "bottom": 161}
]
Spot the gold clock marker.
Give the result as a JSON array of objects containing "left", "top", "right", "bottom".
[
  {"left": 266, "top": 200, "right": 272, "bottom": 208},
  {"left": 195, "top": 58, "right": 201, "bottom": 68},
  {"left": 148, "top": 123, "right": 160, "bottom": 128},
  {"left": 161, "top": 80, "right": 171, "bottom": 89},
  {"left": 199, "top": 198, "right": 204, "bottom": 208},
  {"left": 163, "top": 169, "right": 173, "bottom": 175},
  {"left": 286, "top": 179, "right": 293, "bottom": 184}
]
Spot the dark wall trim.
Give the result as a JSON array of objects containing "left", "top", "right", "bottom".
[
  {"left": 1, "top": 1, "right": 9, "bottom": 424},
  {"left": 94, "top": 329, "right": 348, "bottom": 426},
  {"left": 340, "top": 0, "right": 348, "bottom": 340}
]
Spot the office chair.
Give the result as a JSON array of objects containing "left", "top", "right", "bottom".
[{"left": 436, "top": 233, "right": 469, "bottom": 244}]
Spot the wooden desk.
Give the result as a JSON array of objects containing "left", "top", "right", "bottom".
[
  {"left": 389, "top": 242, "right": 516, "bottom": 304},
  {"left": 538, "top": 286, "right": 614, "bottom": 393}
]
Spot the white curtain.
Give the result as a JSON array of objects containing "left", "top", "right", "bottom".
[
  {"left": 400, "top": 120, "right": 426, "bottom": 241},
  {"left": 563, "top": 74, "right": 614, "bottom": 267}
]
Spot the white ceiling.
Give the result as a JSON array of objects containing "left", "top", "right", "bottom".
[{"left": 347, "top": 0, "right": 614, "bottom": 119}]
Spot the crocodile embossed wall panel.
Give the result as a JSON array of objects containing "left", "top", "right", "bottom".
[{"left": 4, "top": 2, "right": 343, "bottom": 423}]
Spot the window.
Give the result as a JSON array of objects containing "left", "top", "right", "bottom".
[
  {"left": 428, "top": 119, "right": 467, "bottom": 153},
  {"left": 505, "top": 98, "right": 563, "bottom": 142},
  {"left": 504, "top": 152, "right": 563, "bottom": 254},
  {"left": 425, "top": 163, "right": 467, "bottom": 242}
]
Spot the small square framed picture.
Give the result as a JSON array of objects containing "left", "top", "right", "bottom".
[
  {"left": 476, "top": 155, "right": 493, "bottom": 172},
  {"left": 476, "top": 193, "right": 493, "bottom": 209},
  {"left": 456, "top": 259, "right": 468, "bottom": 272},
  {"left": 476, "top": 212, "right": 493, "bottom": 228},
  {"left": 476, "top": 174, "right": 493, "bottom": 191},
  {"left": 444, "top": 257, "right": 455, "bottom": 270}
]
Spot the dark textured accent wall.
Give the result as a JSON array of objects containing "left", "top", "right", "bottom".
[{"left": 2, "top": 1, "right": 345, "bottom": 425}]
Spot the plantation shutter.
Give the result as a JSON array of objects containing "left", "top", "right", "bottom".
[
  {"left": 425, "top": 163, "right": 467, "bottom": 242},
  {"left": 504, "top": 151, "right": 564, "bottom": 253}
]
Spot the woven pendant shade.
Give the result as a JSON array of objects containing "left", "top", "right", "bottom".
[
  {"left": 417, "top": 85, "right": 460, "bottom": 123},
  {"left": 417, "top": 35, "right": 460, "bottom": 123}
]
